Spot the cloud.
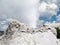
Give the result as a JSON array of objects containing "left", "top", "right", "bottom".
[
  {"left": 38, "top": 0, "right": 59, "bottom": 26},
  {"left": 0, "top": 0, "right": 40, "bottom": 28},
  {"left": 0, "top": 0, "right": 59, "bottom": 28},
  {"left": 40, "top": 0, "right": 57, "bottom": 3},
  {"left": 57, "top": 0, "right": 60, "bottom": 7},
  {"left": 56, "top": 15, "right": 60, "bottom": 22},
  {"left": 39, "top": 2, "right": 58, "bottom": 20}
]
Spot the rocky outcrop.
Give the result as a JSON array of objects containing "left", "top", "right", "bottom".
[{"left": 0, "top": 19, "right": 59, "bottom": 45}]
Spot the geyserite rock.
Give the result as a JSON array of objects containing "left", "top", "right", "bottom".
[{"left": 0, "top": 19, "right": 59, "bottom": 45}]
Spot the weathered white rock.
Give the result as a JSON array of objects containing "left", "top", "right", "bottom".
[{"left": 0, "top": 19, "right": 59, "bottom": 45}]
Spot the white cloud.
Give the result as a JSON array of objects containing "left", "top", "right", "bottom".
[
  {"left": 40, "top": 0, "right": 57, "bottom": 3},
  {"left": 45, "top": 22, "right": 60, "bottom": 28},
  {"left": 39, "top": 2, "right": 58, "bottom": 13},
  {"left": 39, "top": 2, "right": 58, "bottom": 19},
  {"left": 56, "top": 15, "right": 60, "bottom": 22},
  {"left": 57, "top": 0, "right": 60, "bottom": 7},
  {"left": 37, "top": 0, "right": 59, "bottom": 26}
]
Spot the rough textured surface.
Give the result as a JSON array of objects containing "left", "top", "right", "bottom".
[{"left": 0, "top": 19, "right": 60, "bottom": 45}]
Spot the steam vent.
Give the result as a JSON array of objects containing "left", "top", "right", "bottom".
[{"left": 0, "top": 18, "right": 60, "bottom": 45}]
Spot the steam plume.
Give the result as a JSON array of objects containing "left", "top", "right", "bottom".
[{"left": 0, "top": 0, "right": 39, "bottom": 28}]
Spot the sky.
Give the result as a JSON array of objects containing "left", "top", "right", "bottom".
[
  {"left": 0, "top": 0, "right": 60, "bottom": 28},
  {"left": 38, "top": 0, "right": 60, "bottom": 26}
]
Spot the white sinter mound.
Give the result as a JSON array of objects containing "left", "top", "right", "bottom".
[{"left": 0, "top": 18, "right": 59, "bottom": 45}]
